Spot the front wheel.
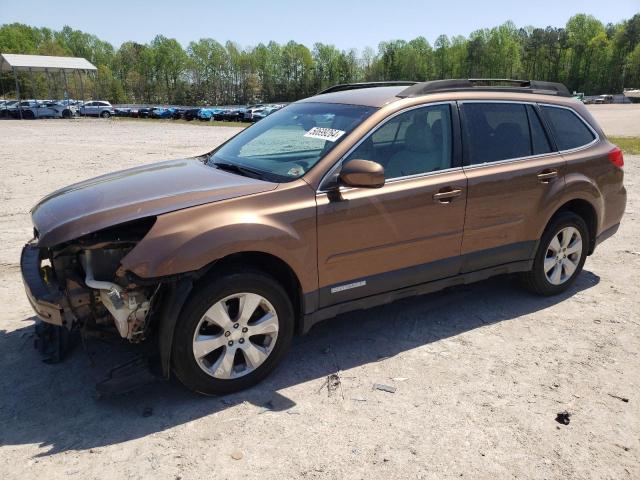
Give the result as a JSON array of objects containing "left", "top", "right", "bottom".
[
  {"left": 171, "top": 271, "right": 294, "bottom": 395},
  {"left": 521, "top": 212, "right": 589, "bottom": 295}
]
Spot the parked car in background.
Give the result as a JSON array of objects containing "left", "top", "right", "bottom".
[
  {"left": 241, "top": 105, "right": 265, "bottom": 122},
  {"left": 172, "top": 108, "right": 186, "bottom": 119},
  {"left": 114, "top": 107, "right": 132, "bottom": 117},
  {"left": 218, "top": 107, "right": 246, "bottom": 121},
  {"left": 250, "top": 105, "right": 283, "bottom": 122},
  {"left": 21, "top": 79, "right": 626, "bottom": 395},
  {"left": 0, "top": 99, "right": 18, "bottom": 117},
  {"left": 137, "top": 107, "right": 152, "bottom": 118},
  {"left": 198, "top": 107, "right": 226, "bottom": 121},
  {"left": 593, "top": 94, "right": 614, "bottom": 104},
  {"left": 183, "top": 108, "right": 201, "bottom": 121},
  {"left": 12, "top": 100, "right": 76, "bottom": 119},
  {"left": 79, "top": 101, "right": 115, "bottom": 118},
  {"left": 150, "top": 107, "right": 177, "bottom": 119}
]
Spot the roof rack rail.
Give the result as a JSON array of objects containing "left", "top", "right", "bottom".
[
  {"left": 397, "top": 79, "right": 571, "bottom": 98},
  {"left": 318, "top": 81, "right": 417, "bottom": 95}
]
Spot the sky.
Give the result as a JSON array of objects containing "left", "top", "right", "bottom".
[{"left": 1, "top": 0, "right": 639, "bottom": 51}]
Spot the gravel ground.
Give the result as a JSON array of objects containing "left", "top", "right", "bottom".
[
  {"left": 585, "top": 104, "right": 640, "bottom": 137},
  {"left": 0, "top": 113, "right": 638, "bottom": 480}
]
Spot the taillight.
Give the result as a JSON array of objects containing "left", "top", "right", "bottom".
[{"left": 608, "top": 146, "right": 624, "bottom": 168}]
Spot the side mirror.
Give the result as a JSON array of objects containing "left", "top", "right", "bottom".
[{"left": 339, "top": 159, "right": 385, "bottom": 189}]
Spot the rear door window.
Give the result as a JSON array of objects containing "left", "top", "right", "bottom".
[
  {"left": 461, "top": 103, "right": 533, "bottom": 164},
  {"left": 540, "top": 105, "right": 595, "bottom": 151}
]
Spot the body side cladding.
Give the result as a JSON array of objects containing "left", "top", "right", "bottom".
[
  {"left": 319, "top": 241, "right": 535, "bottom": 308},
  {"left": 320, "top": 256, "right": 461, "bottom": 306},
  {"left": 302, "top": 259, "right": 533, "bottom": 334},
  {"left": 594, "top": 222, "right": 620, "bottom": 249},
  {"left": 461, "top": 241, "right": 536, "bottom": 273}
]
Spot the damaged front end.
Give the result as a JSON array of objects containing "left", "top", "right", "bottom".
[{"left": 21, "top": 218, "right": 162, "bottom": 361}]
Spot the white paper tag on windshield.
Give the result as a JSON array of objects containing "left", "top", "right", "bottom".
[{"left": 304, "top": 127, "right": 346, "bottom": 142}]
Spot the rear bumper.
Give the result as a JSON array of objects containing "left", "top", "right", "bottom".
[{"left": 20, "top": 244, "right": 65, "bottom": 326}]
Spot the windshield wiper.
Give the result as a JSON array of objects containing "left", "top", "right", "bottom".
[{"left": 211, "top": 161, "right": 266, "bottom": 180}]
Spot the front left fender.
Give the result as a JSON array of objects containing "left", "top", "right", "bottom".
[{"left": 120, "top": 183, "right": 318, "bottom": 295}]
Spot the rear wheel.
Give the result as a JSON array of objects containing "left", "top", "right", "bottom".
[
  {"left": 62, "top": 109, "right": 72, "bottom": 119},
  {"left": 172, "top": 270, "right": 294, "bottom": 395},
  {"left": 521, "top": 212, "right": 588, "bottom": 295},
  {"left": 100, "top": 111, "right": 111, "bottom": 118}
]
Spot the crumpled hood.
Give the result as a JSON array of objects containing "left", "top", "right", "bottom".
[{"left": 32, "top": 158, "right": 276, "bottom": 247}]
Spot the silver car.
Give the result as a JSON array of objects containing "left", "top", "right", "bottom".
[{"left": 79, "top": 101, "right": 115, "bottom": 118}]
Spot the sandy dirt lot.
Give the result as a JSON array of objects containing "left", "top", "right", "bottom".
[
  {"left": 585, "top": 103, "right": 640, "bottom": 137},
  {"left": 0, "top": 114, "right": 638, "bottom": 480}
]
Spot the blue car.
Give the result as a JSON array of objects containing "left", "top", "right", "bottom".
[
  {"left": 197, "top": 107, "right": 226, "bottom": 121},
  {"left": 150, "top": 107, "right": 177, "bottom": 119}
]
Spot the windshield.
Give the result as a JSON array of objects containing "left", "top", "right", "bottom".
[{"left": 208, "top": 102, "right": 376, "bottom": 181}]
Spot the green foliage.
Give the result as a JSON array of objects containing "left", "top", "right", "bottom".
[
  {"left": 1, "top": 13, "right": 639, "bottom": 104},
  {"left": 609, "top": 136, "right": 640, "bottom": 155}
]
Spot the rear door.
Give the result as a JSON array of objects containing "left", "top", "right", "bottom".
[
  {"left": 316, "top": 103, "right": 467, "bottom": 307},
  {"left": 458, "top": 101, "right": 566, "bottom": 271}
]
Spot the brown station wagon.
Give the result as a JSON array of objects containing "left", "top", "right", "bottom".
[{"left": 21, "top": 79, "right": 626, "bottom": 395}]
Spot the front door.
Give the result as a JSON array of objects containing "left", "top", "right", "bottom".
[{"left": 316, "top": 103, "right": 467, "bottom": 307}]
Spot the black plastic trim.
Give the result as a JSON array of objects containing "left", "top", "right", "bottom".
[
  {"left": 303, "top": 260, "right": 533, "bottom": 333},
  {"left": 318, "top": 241, "right": 536, "bottom": 309},
  {"left": 318, "top": 81, "right": 417, "bottom": 95},
  {"left": 594, "top": 223, "right": 620, "bottom": 250},
  {"left": 397, "top": 79, "right": 571, "bottom": 98},
  {"left": 319, "top": 256, "right": 460, "bottom": 307},
  {"left": 461, "top": 241, "right": 536, "bottom": 273}
]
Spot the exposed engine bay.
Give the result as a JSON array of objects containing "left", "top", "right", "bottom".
[{"left": 41, "top": 218, "right": 160, "bottom": 343}]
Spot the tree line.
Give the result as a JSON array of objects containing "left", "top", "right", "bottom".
[{"left": 1, "top": 13, "right": 639, "bottom": 105}]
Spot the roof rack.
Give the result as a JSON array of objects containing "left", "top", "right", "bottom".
[
  {"left": 397, "top": 79, "right": 571, "bottom": 98},
  {"left": 318, "top": 81, "right": 417, "bottom": 95}
]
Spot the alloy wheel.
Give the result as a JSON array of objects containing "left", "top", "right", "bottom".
[
  {"left": 192, "top": 292, "right": 279, "bottom": 379},
  {"left": 544, "top": 226, "right": 583, "bottom": 285}
]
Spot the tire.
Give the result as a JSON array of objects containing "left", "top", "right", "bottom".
[
  {"left": 100, "top": 111, "right": 111, "bottom": 118},
  {"left": 172, "top": 270, "right": 295, "bottom": 395},
  {"left": 22, "top": 110, "right": 35, "bottom": 120},
  {"left": 62, "top": 109, "right": 72, "bottom": 119},
  {"left": 520, "top": 211, "right": 589, "bottom": 296}
]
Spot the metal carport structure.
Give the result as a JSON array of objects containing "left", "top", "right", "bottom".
[{"left": 0, "top": 53, "right": 97, "bottom": 119}]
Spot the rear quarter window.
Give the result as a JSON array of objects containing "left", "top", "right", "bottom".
[{"left": 540, "top": 105, "right": 595, "bottom": 151}]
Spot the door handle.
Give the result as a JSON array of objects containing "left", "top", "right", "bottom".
[
  {"left": 537, "top": 169, "right": 558, "bottom": 183},
  {"left": 433, "top": 188, "right": 462, "bottom": 203}
]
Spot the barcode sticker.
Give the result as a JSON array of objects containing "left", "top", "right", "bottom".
[{"left": 304, "top": 127, "right": 346, "bottom": 142}]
